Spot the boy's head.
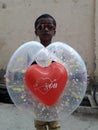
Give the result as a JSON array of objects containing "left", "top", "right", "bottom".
[
  {"left": 34, "top": 14, "right": 56, "bottom": 28},
  {"left": 34, "top": 14, "right": 56, "bottom": 47}
]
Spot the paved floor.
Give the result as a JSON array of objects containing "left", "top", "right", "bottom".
[{"left": 0, "top": 103, "right": 98, "bottom": 130}]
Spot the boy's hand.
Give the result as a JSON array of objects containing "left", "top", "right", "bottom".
[
  {"left": 4, "top": 74, "right": 6, "bottom": 84},
  {"left": 87, "top": 75, "right": 90, "bottom": 86}
]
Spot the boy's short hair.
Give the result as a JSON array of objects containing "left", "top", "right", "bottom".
[{"left": 34, "top": 14, "right": 56, "bottom": 28}]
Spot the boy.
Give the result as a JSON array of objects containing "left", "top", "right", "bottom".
[{"left": 33, "top": 14, "right": 61, "bottom": 130}]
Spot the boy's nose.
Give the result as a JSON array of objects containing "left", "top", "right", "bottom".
[{"left": 44, "top": 27, "right": 49, "bottom": 31}]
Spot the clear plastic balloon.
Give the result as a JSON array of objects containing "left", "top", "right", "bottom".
[
  {"left": 6, "top": 41, "right": 87, "bottom": 121},
  {"left": 35, "top": 48, "right": 53, "bottom": 67}
]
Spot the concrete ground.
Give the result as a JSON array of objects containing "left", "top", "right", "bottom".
[{"left": 0, "top": 103, "right": 98, "bottom": 130}]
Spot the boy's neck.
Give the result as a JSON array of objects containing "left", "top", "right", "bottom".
[{"left": 40, "top": 40, "right": 52, "bottom": 47}]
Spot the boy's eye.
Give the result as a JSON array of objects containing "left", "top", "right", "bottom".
[{"left": 36, "top": 24, "right": 55, "bottom": 31}]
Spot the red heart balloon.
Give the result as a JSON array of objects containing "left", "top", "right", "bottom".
[{"left": 24, "top": 62, "right": 68, "bottom": 106}]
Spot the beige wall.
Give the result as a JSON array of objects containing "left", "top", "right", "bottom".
[
  {"left": 94, "top": 0, "right": 98, "bottom": 81},
  {"left": 0, "top": 0, "right": 96, "bottom": 78}
]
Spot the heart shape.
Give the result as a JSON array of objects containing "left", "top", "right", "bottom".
[{"left": 24, "top": 62, "right": 68, "bottom": 106}]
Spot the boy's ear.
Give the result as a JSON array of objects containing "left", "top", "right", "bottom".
[
  {"left": 35, "top": 30, "right": 38, "bottom": 36},
  {"left": 53, "top": 30, "right": 56, "bottom": 36}
]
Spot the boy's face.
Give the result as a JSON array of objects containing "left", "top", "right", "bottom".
[{"left": 35, "top": 17, "right": 56, "bottom": 46}]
